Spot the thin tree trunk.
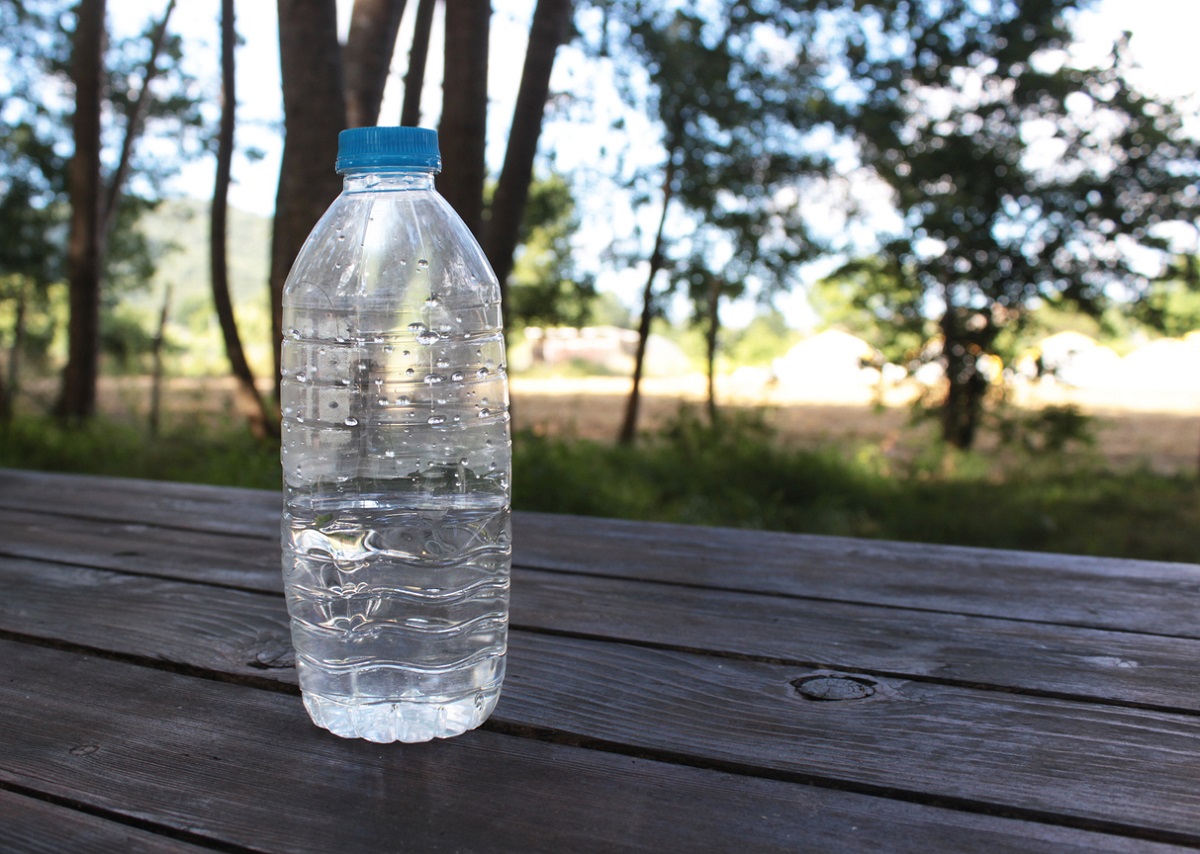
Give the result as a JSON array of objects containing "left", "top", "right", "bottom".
[
  {"left": 270, "top": 0, "right": 347, "bottom": 404},
  {"left": 703, "top": 272, "right": 720, "bottom": 425},
  {"left": 148, "top": 283, "right": 171, "bottom": 436},
  {"left": 400, "top": 0, "right": 436, "bottom": 126},
  {"left": 438, "top": 0, "right": 490, "bottom": 238},
  {"left": 103, "top": 0, "right": 176, "bottom": 240},
  {"left": 57, "top": 0, "right": 107, "bottom": 423},
  {"left": 485, "top": 0, "right": 573, "bottom": 309},
  {"left": 344, "top": 0, "right": 408, "bottom": 128},
  {"left": 213, "top": 0, "right": 275, "bottom": 439},
  {"left": 1, "top": 281, "right": 27, "bottom": 424},
  {"left": 618, "top": 158, "right": 675, "bottom": 445}
]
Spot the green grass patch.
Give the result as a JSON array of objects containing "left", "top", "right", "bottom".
[{"left": 3, "top": 408, "right": 1197, "bottom": 563}]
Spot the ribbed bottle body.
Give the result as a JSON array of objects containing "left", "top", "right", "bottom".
[{"left": 280, "top": 173, "right": 511, "bottom": 743}]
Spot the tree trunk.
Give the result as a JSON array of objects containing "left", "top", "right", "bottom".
[
  {"left": 103, "top": 0, "right": 176, "bottom": 240},
  {"left": 484, "top": 0, "right": 573, "bottom": 309},
  {"left": 148, "top": 283, "right": 171, "bottom": 436},
  {"left": 213, "top": 0, "right": 276, "bottom": 439},
  {"left": 438, "top": 0, "right": 490, "bottom": 239},
  {"left": 703, "top": 272, "right": 721, "bottom": 425},
  {"left": 57, "top": 0, "right": 107, "bottom": 423},
  {"left": 400, "top": 0, "right": 436, "bottom": 126},
  {"left": 618, "top": 158, "right": 675, "bottom": 445},
  {"left": 344, "top": 0, "right": 408, "bottom": 128},
  {"left": 270, "top": 0, "right": 347, "bottom": 403},
  {"left": 1, "top": 280, "right": 27, "bottom": 424},
  {"left": 938, "top": 310, "right": 988, "bottom": 450}
]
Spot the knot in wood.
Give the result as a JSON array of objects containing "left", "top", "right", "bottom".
[{"left": 791, "top": 674, "right": 876, "bottom": 702}]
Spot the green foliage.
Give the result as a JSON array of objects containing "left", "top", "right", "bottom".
[
  {"left": 490, "top": 173, "right": 597, "bottom": 330},
  {"left": 512, "top": 406, "right": 1200, "bottom": 562},
  {"left": 819, "top": 1, "right": 1200, "bottom": 448},
  {"left": 724, "top": 309, "right": 799, "bottom": 367},
  {"left": 0, "top": 416, "right": 281, "bottom": 489},
  {"left": 1, "top": 406, "right": 1196, "bottom": 562}
]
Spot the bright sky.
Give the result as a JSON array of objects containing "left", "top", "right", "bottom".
[{"left": 108, "top": 0, "right": 1197, "bottom": 325}]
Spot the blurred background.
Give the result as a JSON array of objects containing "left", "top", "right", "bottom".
[{"left": 1, "top": 0, "right": 1197, "bottom": 561}]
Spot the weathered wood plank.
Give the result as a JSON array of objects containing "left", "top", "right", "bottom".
[
  {"left": 0, "top": 507, "right": 281, "bottom": 592},
  {"left": 4, "top": 469, "right": 1199, "bottom": 636},
  {"left": 0, "top": 468, "right": 278, "bottom": 538},
  {"left": 2, "top": 558, "right": 1200, "bottom": 843},
  {"left": 2, "top": 546, "right": 1199, "bottom": 715},
  {"left": 0, "top": 790, "right": 213, "bottom": 853},
  {"left": 500, "top": 632, "right": 1200, "bottom": 845},
  {"left": 514, "top": 511, "right": 1200, "bottom": 636},
  {"left": 4, "top": 640, "right": 1170, "bottom": 854}
]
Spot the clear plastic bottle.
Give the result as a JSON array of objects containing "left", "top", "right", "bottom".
[{"left": 279, "top": 126, "right": 511, "bottom": 743}]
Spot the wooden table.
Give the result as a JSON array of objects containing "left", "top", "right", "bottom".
[{"left": 1, "top": 468, "right": 1199, "bottom": 852}]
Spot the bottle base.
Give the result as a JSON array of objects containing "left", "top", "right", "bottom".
[{"left": 301, "top": 687, "right": 501, "bottom": 743}]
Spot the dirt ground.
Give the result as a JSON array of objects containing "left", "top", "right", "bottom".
[
  {"left": 508, "top": 374, "right": 1200, "bottom": 476},
  {"left": 44, "top": 373, "right": 1200, "bottom": 477}
]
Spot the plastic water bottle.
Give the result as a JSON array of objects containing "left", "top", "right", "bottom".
[{"left": 279, "top": 126, "right": 511, "bottom": 743}]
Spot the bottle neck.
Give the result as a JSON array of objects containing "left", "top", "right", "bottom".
[{"left": 342, "top": 170, "right": 436, "bottom": 193}]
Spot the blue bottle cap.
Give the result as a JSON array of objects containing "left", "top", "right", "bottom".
[{"left": 336, "top": 126, "right": 442, "bottom": 174}]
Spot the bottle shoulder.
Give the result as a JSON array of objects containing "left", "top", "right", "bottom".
[{"left": 282, "top": 189, "right": 498, "bottom": 306}]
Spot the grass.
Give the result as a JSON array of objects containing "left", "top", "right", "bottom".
[{"left": 2, "top": 407, "right": 1197, "bottom": 563}]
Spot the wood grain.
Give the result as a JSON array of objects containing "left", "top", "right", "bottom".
[
  {"left": 2, "top": 557, "right": 1200, "bottom": 843},
  {"left": 0, "top": 790, "right": 213, "bottom": 853},
  {"left": 4, "top": 519, "right": 1200, "bottom": 713},
  {"left": 5, "top": 469, "right": 1199, "bottom": 637},
  {"left": 3, "top": 639, "right": 1172, "bottom": 854}
]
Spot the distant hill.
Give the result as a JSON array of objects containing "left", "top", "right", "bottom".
[
  {"left": 139, "top": 197, "right": 272, "bottom": 309},
  {"left": 134, "top": 197, "right": 275, "bottom": 376}
]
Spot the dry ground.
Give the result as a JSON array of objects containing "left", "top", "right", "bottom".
[
  {"left": 509, "top": 374, "right": 1200, "bottom": 475},
  {"left": 29, "top": 373, "right": 1200, "bottom": 476}
]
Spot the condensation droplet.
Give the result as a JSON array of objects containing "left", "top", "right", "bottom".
[
  {"left": 424, "top": 373, "right": 445, "bottom": 385},
  {"left": 427, "top": 415, "right": 446, "bottom": 425},
  {"left": 378, "top": 397, "right": 389, "bottom": 406},
  {"left": 476, "top": 367, "right": 489, "bottom": 378},
  {"left": 384, "top": 344, "right": 394, "bottom": 353},
  {"left": 417, "top": 259, "right": 429, "bottom": 269},
  {"left": 289, "top": 328, "right": 300, "bottom": 339},
  {"left": 384, "top": 450, "right": 396, "bottom": 458},
  {"left": 397, "top": 395, "right": 410, "bottom": 406},
  {"left": 405, "top": 368, "right": 415, "bottom": 377},
  {"left": 295, "top": 372, "right": 308, "bottom": 383},
  {"left": 451, "top": 371, "right": 465, "bottom": 382},
  {"left": 344, "top": 416, "right": 359, "bottom": 427},
  {"left": 478, "top": 408, "right": 490, "bottom": 418},
  {"left": 329, "top": 401, "right": 339, "bottom": 409}
]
